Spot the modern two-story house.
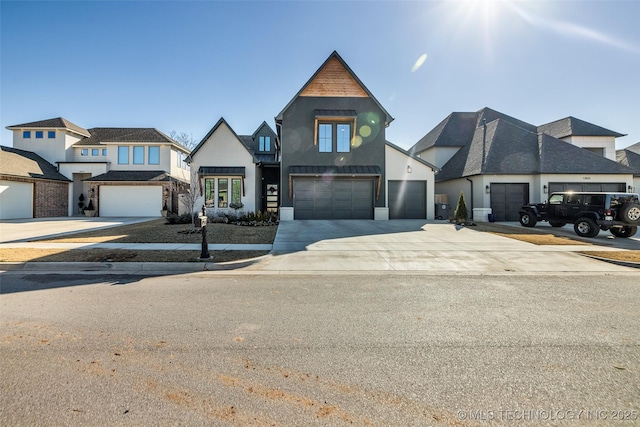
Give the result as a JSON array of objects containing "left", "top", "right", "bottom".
[
  {"left": 5, "top": 117, "right": 191, "bottom": 218},
  {"left": 276, "top": 51, "right": 438, "bottom": 220}
]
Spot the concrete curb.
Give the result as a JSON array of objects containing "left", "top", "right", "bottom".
[{"left": 578, "top": 253, "right": 640, "bottom": 269}]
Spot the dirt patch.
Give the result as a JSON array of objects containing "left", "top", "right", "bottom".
[
  {"left": 578, "top": 251, "right": 640, "bottom": 263},
  {"left": 33, "top": 219, "right": 278, "bottom": 245},
  {"left": 0, "top": 248, "right": 269, "bottom": 263}
]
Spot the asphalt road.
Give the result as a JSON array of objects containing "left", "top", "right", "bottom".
[{"left": 1, "top": 273, "right": 639, "bottom": 426}]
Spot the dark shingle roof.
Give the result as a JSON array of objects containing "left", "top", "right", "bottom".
[
  {"left": 538, "top": 116, "right": 625, "bottom": 138},
  {"left": 289, "top": 165, "right": 382, "bottom": 175},
  {"left": 436, "top": 119, "right": 634, "bottom": 182},
  {"left": 410, "top": 107, "right": 536, "bottom": 155},
  {"left": 6, "top": 117, "right": 90, "bottom": 137},
  {"left": 617, "top": 143, "right": 640, "bottom": 175},
  {"left": 85, "top": 170, "right": 173, "bottom": 182},
  {"left": 0, "top": 146, "right": 71, "bottom": 182},
  {"left": 74, "top": 128, "right": 177, "bottom": 146}
]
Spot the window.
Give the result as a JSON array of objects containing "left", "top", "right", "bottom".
[
  {"left": 23, "top": 131, "right": 31, "bottom": 138},
  {"left": 218, "top": 178, "right": 228, "bottom": 208},
  {"left": 318, "top": 124, "right": 332, "bottom": 152},
  {"left": 81, "top": 149, "right": 88, "bottom": 156},
  {"left": 205, "top": 179, "right": 215, "bottom": 207},
  {"left": 133, "top": 146, "right": 144, "bottom": 164},
  {"left": 177, "top": 152, "right": 183, "bottom": 168},
  {"left": 118, "top": 146, "right": 129, "bottom": 164},
  {"left": 148, "top": 146, "right": 160, "bottom": 165},
  {"left": 48, "top": 131, "right": 55, "bottom": 138},
  {"left": 91, "top": 149, "right": 99, "bottom": 156},
  {"left": 259, "top": 136, "right": 271, "bottom": 151},
  {"left": 101, "top": 148, "right": 107, "bottom": 156},
  {"left": 231, "top": 179, "right": 242, "bottom": 205},
  {"left": 318, "top": 122, "right": 352, "bottom": 153},
  {"left": 337, "top": 124, "right": 351, "bottom": 152},
  {"left": 549, "top": 194, "right": 564, "bottom": 205},
  {"left": 35, "top": 131, "right": 43, "bottom": 139}
]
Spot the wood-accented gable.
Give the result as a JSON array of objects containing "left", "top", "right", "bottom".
[{"left": 300, "top": 57, "right": 368, "bottom": 98}]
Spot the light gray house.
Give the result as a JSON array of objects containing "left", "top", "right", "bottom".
[{"left": 410, "top": 108, "right": 635, "bottom": 221}]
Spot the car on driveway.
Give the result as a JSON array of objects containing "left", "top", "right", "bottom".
[{"left": 518, "top": 192, "right": 640, "bottom": 238}]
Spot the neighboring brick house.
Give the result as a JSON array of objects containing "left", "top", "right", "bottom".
[
  {"left": 0, "top": 146, "right": 71, "bottom": 219},
  {"left": 6, "top": 118, "right": 191, "bottom": 217},
  {"left": 410, "top": 108, "right": 635, "bottom": 221}
]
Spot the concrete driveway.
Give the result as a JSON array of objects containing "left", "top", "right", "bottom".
[
  {"left": 0, "top": 217, "right": 156, "bottom": 243},
  {"left": 255, "top": 220, "right": 638, "bottom": 273}
]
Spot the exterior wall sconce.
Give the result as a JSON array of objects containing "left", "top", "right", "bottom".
[
  {"left": 406, "top": 165, "right": 412, "bottom": 173},
  {"left": 485, "top": 185, "right": 490, "bottom": 194},
  {"left": 629, "top": 185, "right": 634, "bottom": 192},
  {"left": 543, "top": 185, "right": 548, "bottom": 193}
]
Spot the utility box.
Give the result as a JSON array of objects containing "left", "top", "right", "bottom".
[{"left": 435, "top": 203, "right": 450, "bottom": 220}]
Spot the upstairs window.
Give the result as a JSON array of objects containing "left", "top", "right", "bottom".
[
  {"left": 23, "top": 131, "right": 31, "bottom": 138},
  {"left": 118, "top": 146, "right": 129, "bottom": 164},
  {"left": 148, "top": 146, "right": 160, "bottom": 165},
  {"left": 101, "top": 148, "right": 107, "bottom": 156},
  {"left": 91, "top": 149, "right": 99, "bottom": 156},
  {"left": 317, "top": 122, "right": 352, "bottom": 153},
  {"left": 259, "top": 136, "right": 271, "bottom": 151},
  {"left": 35, "top": 131, "right": 43, "bottom": 138},
  {"left": 133, "top": 146, "right": 144, "bottom": 164},
  {"left": 48, "top": 131, "right": 56, "bottom": 138},
  {"left": 81, "top": 149, "right": 88, "bottom": 156},
  {"left": 318, "top": 124, "right": 332, "bottom": 152}
]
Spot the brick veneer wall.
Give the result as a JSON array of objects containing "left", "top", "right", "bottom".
[{"left": 34, "top": 180, "right": 69, "bottom": 218}]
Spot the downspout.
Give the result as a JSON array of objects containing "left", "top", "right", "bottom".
[{"left": 466, "top": 177, "right": 474, "bottom": 220}]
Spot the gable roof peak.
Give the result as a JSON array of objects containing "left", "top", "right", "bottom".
[{"left": 6, "top": 117, "right": 90, "bottom": 137}]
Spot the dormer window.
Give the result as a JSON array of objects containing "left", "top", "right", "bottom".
[{"left": 259, "top": 136, "right": 271, "bottom": 151}]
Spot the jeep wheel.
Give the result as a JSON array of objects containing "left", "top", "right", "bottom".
[
  {"left": 519, "top": 212, "right": 537, "bottom": 227},
  {"left": 574, "top": 217, "right": 599, "bottom": 238},
  {"left": 619, "top": 203, "right": 640, "bottom": 224},
  {"left": 610, "top": 226, "right": 638, "bottom": 238},
  {"left": 549, "top": 221, "right": 566, "bottom": 227}
]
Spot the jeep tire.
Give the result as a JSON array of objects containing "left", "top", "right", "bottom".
[
  {"left": 619, "top": 203, "right": 640, "bottom": 225},
  {"left": 519, "top": 212, "right": 537, "bottom": 227},
  {"left": 610, "top": 226, "right": 638, "bottom": 238},
  {"left": 574, "top": 217, "right": 599, "bottom": 238}
]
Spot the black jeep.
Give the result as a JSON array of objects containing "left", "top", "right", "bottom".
[{"left": 519, "top": 192, "right": 640, "bottom": 238}]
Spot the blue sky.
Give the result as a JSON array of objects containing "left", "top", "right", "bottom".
[{"left": 2, "top": 0, "right": 639, "bottom": 150}]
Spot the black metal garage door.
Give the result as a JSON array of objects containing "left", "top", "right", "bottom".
[
  {"left": 490, "top": 183, "right": 529, "bottom": 221},
  {"left": 389, "top": 180, "right": 426, "bottom": 219},
  {"left": 293, "top": 178, "right": 374, "bottom": 219},
  {"left": 548, "top": 182, "right": 626, "bottom": 193}
]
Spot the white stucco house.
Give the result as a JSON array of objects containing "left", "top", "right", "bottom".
[{"left": 5, "top": 117, "right": 191, "bottom": 218}]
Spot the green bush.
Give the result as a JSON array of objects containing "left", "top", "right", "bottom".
[{"left": 165, "top": 213, "right": 195, "bottom": 225}]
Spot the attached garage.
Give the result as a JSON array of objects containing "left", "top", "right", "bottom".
[
  {"left": 0, "top": 180, "right": 33, "bottom": 219},
  {"left": 100, "top": 185, "right": 162, "bottom": 217},
  {"left": 293, "top": 178, "right": 374, "bottom": 219},
  {"left": 389, "top": 180, "right": 426, "bottom": 219},
  {"left": 548, "top": 182, "right": 626, "bottom": 193},
  {"left": 490, "top": 183, "right": 529, "bottom": 221}
]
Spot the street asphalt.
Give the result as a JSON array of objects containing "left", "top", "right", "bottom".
[{"left": 0, "top": 217, "right": 638, "bottom": 275}]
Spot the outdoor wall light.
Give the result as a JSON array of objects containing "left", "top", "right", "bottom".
[
  {"left": 406, "top": 165, "right": 412, "bottom": 173},
  {"left": 543, "top": 185, "right": 548, "bottom": 193},
  {"left": 485, "top": 185, "right": 490, "bottom": 193},
  {"left": 629, "top": 185, "right": 634, "bottom": 192}
]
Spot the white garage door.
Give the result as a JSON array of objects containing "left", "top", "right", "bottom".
[
  {"left": 100, "top": 186, "right": 162, "bottom": 217},
  {"left": 0, "top": 180, "right": 33, "bottom": 219}
]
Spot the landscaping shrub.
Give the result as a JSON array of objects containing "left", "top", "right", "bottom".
[{"left": 165, "top": 213, "right": 196, "bottom": 225}]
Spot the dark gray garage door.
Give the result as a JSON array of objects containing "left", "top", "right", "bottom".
[
  {"left": 548, "top": 182, "right": 626, "bottom": 193},
  {"left": 389, "top": 180, "right": 426, "bottom": 219},
  {"left": 293, "top": 178, "right": 374, "bottom": 219},
  {"left": 490, "top": 183, "right": 529, "bottom": 221}
]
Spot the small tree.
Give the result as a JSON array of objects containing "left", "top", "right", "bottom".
[
  {"left": 454, "top": 191, "right": 468, "bottom": 223},
  {"left": 179, "top": 168, "right": 200, "bottom": 229},
  {"left": 169, "top": 131, "right": 197, "bottom": 151}
]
